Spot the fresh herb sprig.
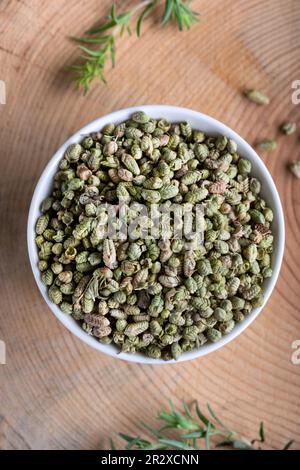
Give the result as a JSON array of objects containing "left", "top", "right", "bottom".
[
  {"left": 69, "top": 1, "right": 199, "bottom": 93},
  {"left": 110, "top": 400, "right": 294, "bottom": 450}
]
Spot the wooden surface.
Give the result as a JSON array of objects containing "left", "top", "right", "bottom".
[{"left": 1, "top": 0, "right": 300, "bottom": 450}]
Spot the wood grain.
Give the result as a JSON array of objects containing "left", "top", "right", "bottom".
[{"left": 0, "top": 0, "right": 300, "bottom": 450}]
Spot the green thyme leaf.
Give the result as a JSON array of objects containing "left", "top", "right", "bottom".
[
  {"left": 205, "top": 421, "right": 212, "bottom": 450},
  {"left": 109, "top": 438, "right": 116, "bottom": 450},
  {"left": 162, "top": 0, "right": 174, "bottom": 25},
  {"left": 259, "top": 422, "right": 265, "bottom": 442},
  {"left": 182, "top": 399, "right": 193, "bottom": 418},
  {"left": 283, "top": 440, "right": 294, "bottom": 450},
  {"left": 137, "top": 0, "right": 157, "bottom": 36},
  {"left": 207, "top": 403, "right": 234, "bottom": 436},
  {"left": 119, "top": 433, "right": 152, "bottom": 450},
  {"left": 158, "top": 438, "right": 195, "bottom": 450},
  {"left": 195, "top": 401, "right": 210, "bottom": 427},
  {"left": 182, "top": 431, "right": 206, "bottom": 439},
  {"left": 142, "top": 423, "right": 163, "bottom": 439},
  {"left": 87, "top": 20, "right": 116, "bottom": 35}
]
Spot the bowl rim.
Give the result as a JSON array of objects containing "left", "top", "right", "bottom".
[{"left": 27, "top": 104, "right": 285, "bottom": 365}]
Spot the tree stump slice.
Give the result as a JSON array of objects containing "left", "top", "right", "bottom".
[{"left": 0, "top": 0, "right": 300, "bottom": 450}]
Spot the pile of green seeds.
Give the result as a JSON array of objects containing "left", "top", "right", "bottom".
[{"left": 35, "top": 111, "right": 274, "bottom": 360}]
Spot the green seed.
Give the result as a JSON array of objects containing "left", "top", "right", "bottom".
[
  {"left": 280, "top": 122, "right": 296, "bottom": 135},
  {"left": 171, "top": 342, "right": 182, "bottom": 360},
  {"left": 48, "top": 285, "right": 62, "bottom": 304},
  {"left": 159, "top": 184, "right": 179, "bottom": 200},
  {"left": 206, "top": 328, "right": 222, "bottom": 342},
  {"left": 64, "top": 143, "right": 83, "bottom": 162},
  {"left": 121, "top": 154, "right": 140, "bottom": 176},
  {"left": 244, "top": 89, "right": 270, "bottom": 105},
  {"left": 132, "top": 111, "right": 150, "bottom": 124},
  {"left": 256, "top": 139, "right": 277, "bottom": 151},
  {"left": 35, "top": 214, "right": 49, "bottom": 235},
  {"left": 289, "top": 161, "right": 300, "bottom": 178}
]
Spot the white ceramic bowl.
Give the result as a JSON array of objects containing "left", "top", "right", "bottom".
[{"left": 27, "top": 105, "right": 285, "bottom": 364}]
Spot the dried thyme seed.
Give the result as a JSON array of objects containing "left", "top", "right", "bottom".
[
  {"left": 256, "top": 139, "right": 277, "bottom": 151},
  {"left": 35, "top": 112, "right": 274, "bottom": 361},
  {"left": 289, "top": 161, "right": 300, "bottom": 178},
  {"left": 244, "top": 89, "right": 270, "bottom": 105},
  {"left": 280, "top": 122, "right": 296, "bottom": 135}
]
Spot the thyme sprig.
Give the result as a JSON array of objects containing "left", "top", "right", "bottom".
[
  {"left": 69, "top": 1, "right": 199, "bottom": 93},
  {"left": 111, "top": 400, "right": 294, "bottom": 450}
]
